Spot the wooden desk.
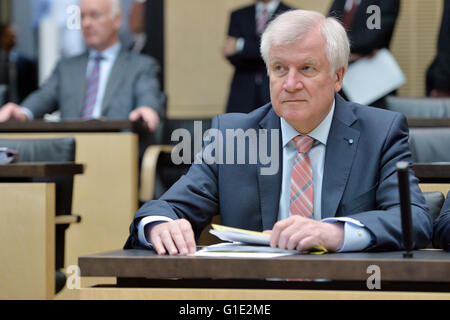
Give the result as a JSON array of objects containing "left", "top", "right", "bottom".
[
  {"left": 0, "top": 121, "right": 139, "bottom": 286},
  {"left": 413, "top": 163, "right": 450, "bottom": 196},
  {"left": 0, "top": 162, "right": 83, "bottom": 300},
  {"left": 78, "top": 249, "right": 450, "bottom": 300}
]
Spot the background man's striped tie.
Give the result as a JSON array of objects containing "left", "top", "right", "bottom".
[{"left": 82, "top": 55, "right": 103, "bottom": 119}]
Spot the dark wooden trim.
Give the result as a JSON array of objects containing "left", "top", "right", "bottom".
[
  {"left": 407, "top": 118, "right": 450, "bottom": 128},
  {"left": 412, "top": 163, "right": 450, "bottom": 183},
  {"left": 0, "top": 162, "right": 84, "bottom": 178},
  {"left": 0, "top": 120, "right": 147, "bottom": 133}
]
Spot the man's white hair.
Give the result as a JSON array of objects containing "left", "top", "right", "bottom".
[{"left": 260, "top": 10, "right": 350, "bottom": 75}]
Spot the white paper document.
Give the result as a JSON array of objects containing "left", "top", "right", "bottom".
[
  {"left": 191, "top": 224, "right": 327, "bottom": 258},
  {"left": 194, "top": 242, "right": 297, "bottom": 258},
  {"left": 342, "top": 48, "right": 406, "bottom": 105}
]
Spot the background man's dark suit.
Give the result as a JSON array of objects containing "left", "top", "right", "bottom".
[
  {"left": 125, "top": 94, "right": 432, "bottom": 251},
  {"left": 328, "top": 0, "right": 400, "bottom": 55},
  {"left": 225, "top": 2, "right": 291, "bottom": 114},
  {"left": 426, "top": 0, "right": 450, "bottom": 95}
]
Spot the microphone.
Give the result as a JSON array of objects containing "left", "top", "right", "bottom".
[{"left": 396, "top": 161, "right": 414, "bottom": 258}]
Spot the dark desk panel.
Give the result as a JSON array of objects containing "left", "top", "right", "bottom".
[
  {"left": 0, "top": 162, "right": 84, "bottom": 178},
  {"left": 0, "top": 120, "right": 146, "bottom": 133},
  {"left": 408, "top": 118, "right": 450, "bottom": 128},
  {"left": 413, "top": 163, "right": 450, "bottom": 183}
]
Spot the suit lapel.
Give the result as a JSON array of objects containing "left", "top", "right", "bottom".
[
  {"left": 101, "top": 49, "right": 128, "bottom": 115},
  {"left": 257, "top": 106, "right": 283, "bottom": 230},
  {"left": 321, "top": 95, "right": 360, "bottom": 219},
  {"left": 75, "top": 54, "right": 89, "bottom": 117}
]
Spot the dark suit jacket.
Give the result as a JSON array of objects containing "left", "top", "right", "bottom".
[
  {"left": 426, "top": 0, "right": 450, "bottom": 93},
  {"left": 125, "top": 94, "right": 432, "bottom": 251},
  {"left": 433, "top": 191, "right": 450, "bottom": 251},
  {"left": 225, "top": 2, "right": 291, "bottom": 114},
  {"left": 328, "top": 0, "right": 400, "bottom": 54},
  {"left": 21, "top": 48, "right": 164, "bottom": 119}
]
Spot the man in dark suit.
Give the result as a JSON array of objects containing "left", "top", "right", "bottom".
[
  {"left": 223, "top": 0, "right": 291, "bottom": 114},
  {"left": 328, "top": 0, "right": 400, "bottom": 62},
  {"left": 328, "top": 0, "right": 400, "bottom": 107},
  {"left": 125, "top": 9, "right": 432, "bottom": 255},
  {"left": 0, "top": 0, "right": 163, "bottom": 132},
  {"left": 433, "top": 192, "right": 450, "bottom": 251},
  {"left": 426, "top": 0, "right": 450, "bottom": 97}
]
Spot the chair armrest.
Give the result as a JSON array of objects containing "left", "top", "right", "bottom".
[
  {"left": 55, "top": 215, "right": 82, "bottom": 225},
  {"left": 139, "top": 145, "right": 174, "bottom": 202}
]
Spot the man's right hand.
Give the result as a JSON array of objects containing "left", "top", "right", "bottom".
[
  {"left": 148, "top": 219, "right": 197, "bottom": 256},
  {"left": 0, "top": 103, "right": 28, "bottom": 122}
]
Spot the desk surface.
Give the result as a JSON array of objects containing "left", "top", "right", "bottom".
[
  {"left": 79, "top": 249, "right": 450, "bottom": 283},
  {"left": 0, "top": 120, "right": 147, "bottom": 133},
  {"left": 0, "top": 162, "right": 84, "bottom": 178}
]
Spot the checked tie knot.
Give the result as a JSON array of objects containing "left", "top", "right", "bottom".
[{"left": 293, "top": 135, "right": 314, "bottom": 154}]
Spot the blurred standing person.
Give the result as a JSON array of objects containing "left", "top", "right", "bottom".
[
  {"left": 223, "top": 0, "right": 291, "bottom": 114},
  {"left": 426, "top": 0, "right": 450, "bottom": 97},
  {"left": 328, "top": 0, "right": 400, "bottom": 107}
]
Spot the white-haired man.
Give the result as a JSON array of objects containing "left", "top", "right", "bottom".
[
  {"left": 0, "top": 0, "right": 163, "bottom": 132},
  {"left": 125, "top": 9, "right": 432, "bottom": 255}
]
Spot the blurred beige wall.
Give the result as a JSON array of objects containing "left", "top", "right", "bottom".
[{"left": 165, "top": 0, "right": 443, "bottom": 118}]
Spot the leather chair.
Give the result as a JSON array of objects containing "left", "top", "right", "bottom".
[
  {"left": 140, "top": 118, "right": 212, "bottom": 202},
  {"left": 0, "top": 137, "right": 80, "bottom": 294},
  {"left": 423, "top": 191, "right": 445, "bottom": 222},
  {"left": 385, "top": 96, "right": 450, "bottom": 117},
  {"left": 409, "top": 128, "right": 450, "bottom": 162}
]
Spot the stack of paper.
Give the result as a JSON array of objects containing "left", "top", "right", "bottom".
[{"left": 192, "top": 224, "right": 327, "bottom": 257}]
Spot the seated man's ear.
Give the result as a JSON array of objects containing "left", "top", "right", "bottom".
[{"left": 334, "top": 67, "right": 346, "bottom": 93}]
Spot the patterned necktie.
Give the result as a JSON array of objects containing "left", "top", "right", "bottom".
[
  {"left": 289, "top": 135, "right": 314, "bottom": 218},
  {"left": 256, "top": 7, "right": 269, "bottom": 35},
  {"left": 82, "top": 55, "right": 103, "bottom": 119}
]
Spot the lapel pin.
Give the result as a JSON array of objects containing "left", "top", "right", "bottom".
[{"left": 344, "top": 138, "right": 354, "bottom": 145}]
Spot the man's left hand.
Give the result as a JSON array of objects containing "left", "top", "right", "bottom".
[
  {"left": 269, "top": 216, "right": 344, "bottom": 252},
  {"left": 129, "top": 106, "right": 160, "bottom": 132}
]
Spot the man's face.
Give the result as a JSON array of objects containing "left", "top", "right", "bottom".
[
  {"left": 1, "top": 25, "right": 16, "bottom": 51},
  {"left": 268, "top": 29, "right": 345, "bottom": 134},
  {"left": 80, "top": 0, "right": 121, "bottom": 52}
]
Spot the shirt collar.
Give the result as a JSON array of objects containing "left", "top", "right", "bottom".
[
  {"left": 280, "top": 99, "right": 336, "bottom": 148},
  {"left": 88, "top": 42, "right": 121, "bottom": 61},
  {"left": 256, "top": 0, "right": 280, "bottom": 16}
]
